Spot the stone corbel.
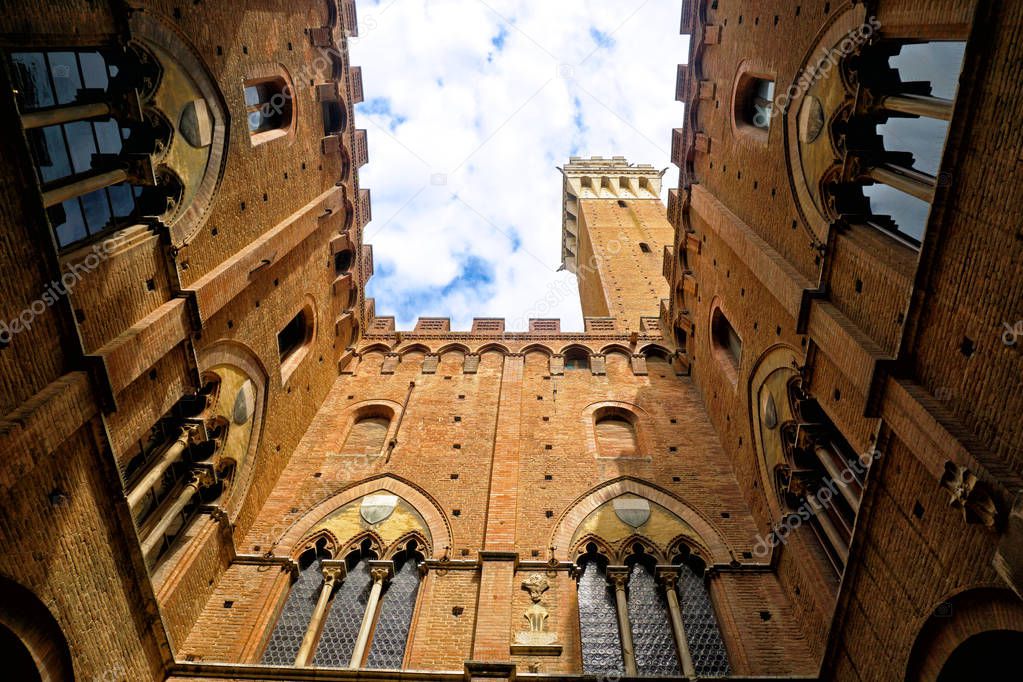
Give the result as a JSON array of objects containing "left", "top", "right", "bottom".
[{"left": 940, "top": 461, "right": 1000, "bottom": 528}]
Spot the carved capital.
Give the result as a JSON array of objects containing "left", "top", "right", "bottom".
[
  {"left": 368, "top": 559, "right": 395, "bottom": 584},
  {"left": 321, "top": 560, "right": 347, "bottom": 585},
  {"left": 655, "top": 565, "right": 681, "bottom": 590},
  {"left": 188, "top": 468, "right": 216, "bottom": 490},
  {"left": 606, "top": 565, "right": 630, "bottom": 590}
]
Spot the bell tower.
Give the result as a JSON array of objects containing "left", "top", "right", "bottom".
[{"left": 561, "top": 156, "right": 672, "bottom": 331}]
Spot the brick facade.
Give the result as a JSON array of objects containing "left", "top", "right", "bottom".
[{"left": 0, "top": 1, "right": 1020, "bottom": 681}]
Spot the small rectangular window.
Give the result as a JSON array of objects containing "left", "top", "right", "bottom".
[{"left": 244, "top": 77, "right": 292, "bottom": 143}]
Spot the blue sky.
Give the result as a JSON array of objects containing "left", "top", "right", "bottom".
[{"left": 350, "top": 0, "right": 687, "bottom": 331}]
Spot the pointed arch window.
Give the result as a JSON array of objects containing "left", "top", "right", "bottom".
[
  {"left": 577, "top": 546, "right": 623, "bottom": 676},
  {"left": 262, "top": 538, "right": 424, "bottom": 669},
  {"left": 564, "top": 348, "right": 590, "bottom": 370},
  {"left": 674, "top": 551, "right": 731, "bottom": 677},
  {"left": 627, "top": 555, "right": 680, "bottom": 675}
]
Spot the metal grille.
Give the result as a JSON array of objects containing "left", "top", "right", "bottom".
[
  {"left": 578, "top": 561, "right": 623, "bottom": 675},
  {"left": 366, "top": 557, "right": 421, "bottom": 669},
  {"left": 261, "top": 558, "right": 322, "bottom": 665},
  {"left": 678, "top": 564, "right": 731, "bottom": 677},
  {"left": 313, "top": 558, "right": 372, "bottom": 667},
  {"left": 627, "top": 563, "right": 680, "bottom": 676}
]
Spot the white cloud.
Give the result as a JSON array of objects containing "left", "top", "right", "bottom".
[{"left": 350, "top": 0, "right": 687, "bottom": 331}]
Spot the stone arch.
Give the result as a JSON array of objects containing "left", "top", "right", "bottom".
[
  {"left": 358, "top": 342, "right": 392, "bottom": 356},
  {"left": 0, "top": 575, "right": 73, "bottom": 682},
  {"left": 747, "top": 344, "right": 804, "bottom": 520},
  {"left": 277, "top": 475, "right": 451, "bottom": 560},
  {"left": 337, "top": 529, "right": 385, "bottom": 561},
  {"left": 905, "top": 585, "right": 1023, "bottom": 681},
  {"left": 436, "top": 342, "right": 471, "bottom": 356},
  {"left": 475, "top": 343, "right": 512, "bottom": 358},
  {"left": 558, "top": 342, "right": 593, "bottom": 357},
  {"left": 599, "top": 343, "right": 633, "bottom": 357},
  {"left": 383, "top": 530, "right": 431, "bottom": 561},
  {"left": 396, "top": 343, "right": 431, "bottom": 357},
  {"left": 639, "top": 343, "right": 674, "bottom": 360},
  {"left": 519, "top": 343, "right": 553, "bottom": 357},
  {"left": 552, "top": 477, "right": 732, "bottom": 565},
  {"left": 197, "top": 340, "right": 269, "bottom": 520},
  {"left": 128, "top": 10, "right": 230, "bottom": 246},
  {"left": 617, "top": 533, "right": 668, "bottom": 565}
]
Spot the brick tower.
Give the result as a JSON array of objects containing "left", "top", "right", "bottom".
[{"left": 561, "top": 156, "right": 672, "bottom": 331}]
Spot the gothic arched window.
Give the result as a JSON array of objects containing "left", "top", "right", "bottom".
[
  {"left": 626, "top": 554, "right": 680, "bottom": 675},
  {"left": 577, "top": 546, "right": 623, "bottom": 675},
  {"left": 564, "top": 348, "right": 590, "bottom": 370},
  {"left": 675, "top": 552, "right": 731, "bottom": 677},
  {"left": 262, "top": 544, "right": 332, "bottom": 666},
  {"left": 366, "top": 541, "right": 425, "bottom": 669}
]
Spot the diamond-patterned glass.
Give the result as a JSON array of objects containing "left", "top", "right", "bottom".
[
  {"left": 627, "top": 563, "right": 681, "bottom": 676},
  {"left": 261, "top": 558, "right": 323, "bottom": 665},
  {"left": 313, "top": 558, "right": 373, "bottom": 667},
  {"left": 366, "top": 557, "right": 421, "bottom": 669},
  {"left": 678, "top": 563, "right": 731, "bottom": 677},
  {"left": 578, "top": 561, "right": 623, "bottom": 674}
]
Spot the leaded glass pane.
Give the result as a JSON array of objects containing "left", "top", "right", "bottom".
[
  {"left": 627, "top": 563, "right": 680, "bottom": 676},
  {"left": 678, "top": 564, "right": 731, "bottom": 677},
  {"left": 48, "top": 52, "right": 83, "bottom": 105},
  {"left": 578, "top": 561, "right": 622, "bottom": 675},
  {"left": 366, "top": 557, "right": 421, "bottom": 669},
  {"left": 262, "top": 558, "right": 323, "bottom": 665},
  {"left": 11, "top": 53, "right": 55, "bottom": 109},
  {"left": 313, "top": 558, "right": 373, "bottom": 667},
  {"left": 51, "top": 198, "right": 86, "bottom": 248}
]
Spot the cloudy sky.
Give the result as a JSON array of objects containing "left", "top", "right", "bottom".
[{"left": 350, "top": 0, "right": 687, "bottom": 331}]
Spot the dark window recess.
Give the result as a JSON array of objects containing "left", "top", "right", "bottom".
[
  {"left": 711, "top": 309, "right": 742, "bottom": 369},
  {"left": 639, "top": 242, "right": 651, "bottom": 253},
  {"left": 334, "top": 249, "right": 354, "bottom": 275},
  {"left": 244, "top": 77, "right": 292, "bottom": 135},
  {"left": 278, "top": 310, "right": 308, "bottom": 363}
]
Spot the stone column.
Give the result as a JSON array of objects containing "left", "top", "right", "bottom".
[
  {"left": 606, "top": 566, "right": 637, "bottom": 676},
  {"left": 294, "top": 560, "right": 346, "bottom": 667},
  {"left": 657, "top": 566, "right": 697, "bottom": 679},
  {"left": 140, "top": 468, "right": 213, "bottom": 562},
  {"left": 126, "top": 426, "right": 198, "bottom": 516},
  {"left": 349, "top": 560, "right": 394, "bottom": 668}
]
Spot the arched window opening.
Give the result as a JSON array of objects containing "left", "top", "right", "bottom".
[
  {"left": 245, "top": 76, "right": 292, "bottom": 143},
  {"left": 0, "top": 623, "right": 42, "bottom": 682},
  {"left": 564, "top": 348, "right": 590, "bottom": 370},
  {"left": 626, "top": 548, "right": 680, "bottom": 676},
  {"left": 262, "top": 542, "right": 333, "bottom": 666},
  {"left": 577, "top": 545, "right": 623, "bottom": 675},
  {"left": 278, "top": 304, "right": 315, "bottom": 382},
  {"left": 673, "top": 550, "right": 731, "bottom": 677},
  {"left": 9, "top": 48, "right": 164, "bottom": 249},
  {"left": 343, "top": 412, "right": 391, "bottom": 456},
  {"left": 776, "top": 379, "right": 865, "bottom": 575},
  {"left": 937, "top": 630, "right": 1023, "bottom": 682},
  {"left": 821, "top": 41, "right": 966, "bottom": 246},
  {"left": 711, "top": 308, "right": 741, "bottom": 376},
  {"left": 595, "top": 409, "right": 639, "bottom": 457},
  {"left": 313, "top": 540, "right": 378, "bottom": 667},
  {"left": 322, "top": 100, "right": 346, "bottom": 136},
  {"left": 735, "top": 73, "right": 775, "bottom": 135},
  {"left": 334, "top": 248, "right": 354, "bottom": 276},
  {"left": 366, "top": 540, "right": 425, "bottom": 669}
]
